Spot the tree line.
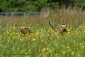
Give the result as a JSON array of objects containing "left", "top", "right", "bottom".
[{"left": 0, "top": 0, "right": 85, "bottom": 12}]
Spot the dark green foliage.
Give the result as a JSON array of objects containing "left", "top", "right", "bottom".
[{"left": 0, "top": 0, "right": 85, "bottom": 12}]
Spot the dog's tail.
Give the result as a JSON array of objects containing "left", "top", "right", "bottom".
[{"left": 48, "top": 21, "right": 57, "bottom": 32}]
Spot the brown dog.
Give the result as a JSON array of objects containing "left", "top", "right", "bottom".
[
  {"left": 20, "top": 27, "right": 32, "bottom": 34},
  {"left": 49, "top": 21, "right": 67, "bottom": 35},
  {"left": 58, "top": 24, "right": 67, "bottom": 35}
]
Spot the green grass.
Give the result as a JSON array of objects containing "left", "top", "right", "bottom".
[{"left": 0, "top": 10, "right": 85, "bottom": 57}]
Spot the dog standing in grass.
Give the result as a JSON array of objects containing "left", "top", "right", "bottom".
[
  {"left": 49, "top": 21, "right": 67, "bottom": 35},
  {"left": 20, "top": 27, "right": 32, "bottom": 34},
  {"left": 58, "top": 24, "right": 67, "bottom": 35}
]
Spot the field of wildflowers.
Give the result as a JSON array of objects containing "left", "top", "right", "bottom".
[{"left": 0, "top": 9, "right": 85, "bottom": 57}]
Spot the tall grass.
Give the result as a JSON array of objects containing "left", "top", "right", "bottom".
[{"left": 0, "top": 8, "right": 85, "bottom": 57}]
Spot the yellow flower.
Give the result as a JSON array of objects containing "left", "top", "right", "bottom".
[
  {"left": 41, "top": 40, "right": 47, "bottom": 44},
  {"left": 41, "top": 40, "right": 44, "bottom": 42},
  {"left": 26, "top": 55, "right": 29, "bottom": 57},
  {"left": 61, "top": 45, "right": 64, "bottom": 47},
  {"left": 67, "top": 32, "right": 70, "bottom": 35},
  {"left": 14, "top": 52, "right": 16, "bottom": 54},
  {"left": 13, "top": 26, "right": 16, "bottom": 29},
  {"left": 35, "top": 32, "right": 39, "bottom": 36},
  {"left": 80, "top": 43, "right": 82, "bottom": 46},
  {"left": 20, "top": 38, "right": 24, "bottom": 41},
  {"left": 78, "top": 54, "right": 81, "bottom": 57},
  {"left": 84, "top": 31, "right": 85, "bottom": 33},
  {"left": 82, "top": 45, "right": 84, "bottom": 49},
  {"left": 14, "top": 50, "right": 16, "bottom": 54},
  {"left": 62, "top": 51, "right": 66, "bottom": 54},
  {"left": 52, "top": 48, "right": 55, "bottom": 51},
  {"left": 56, "top": 54, "right": 58, "bottom": 56},
  {"left": 49, "top": 49, "right": 52, "bottom": 53},
  {"left": 4, "top": 46, "right": 7, "bottom": 48},
  {"left": 32, "top": 38, "right": 36, "bottom": 41},
  {"left": 66, "top": 46, "right": 69, "bottom": 49},
  {"left": 67, "top": 49, "right": 71, "bottom": 52},
  {"left": 41, "top": 48, "right": 46, "bottom": 52},
  {"left": 15, "top": 32, "right": 18, "bottom": 34},
  {"left": 74, "top": 48, "right": 78, "bottom": 51},
  {"left": 46, "top": 48, "right": 49, "bottom": 50},
  {"left": 71, "top": 51, "right": 75, "bottom": 55}
]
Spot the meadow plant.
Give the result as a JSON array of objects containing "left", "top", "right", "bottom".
[{"left": 0, "top": 8, "right": 85, "bottom": 57}]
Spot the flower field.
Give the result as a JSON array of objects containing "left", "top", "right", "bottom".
[{"left": 0, "top": 10, "right": 85, "bottom": 57}]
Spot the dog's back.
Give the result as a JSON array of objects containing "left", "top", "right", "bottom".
[
  {"left": 20, "top": 27, "right": 32, "bottom": 34},
  {"left": 20, "top": 27, "right": 27, "bottom": 34}
]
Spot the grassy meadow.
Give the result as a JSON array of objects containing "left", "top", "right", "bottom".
[{"left": 0, "top": 9, "right": 85, "bottom": 57}]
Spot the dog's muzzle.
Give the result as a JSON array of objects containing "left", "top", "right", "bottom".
[{"left": 63, "top": 29, "right": 67, "bottom": 32}]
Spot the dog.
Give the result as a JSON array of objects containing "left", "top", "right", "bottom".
[
  {"left": 58, "top": 24, "right": 67, "bottom": 35},
  {"left": 49, "top": 21, "right": 67, "bottom": 35},
  {"left": 20, "top": 27, "right": 32, "bottom": 34}
]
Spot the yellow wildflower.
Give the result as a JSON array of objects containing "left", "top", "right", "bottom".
[
  {"left": 56, "top": 54, "right": 58, "bottom": 57},
  {"left": 49, "top": 49, "right": 52, "bottom": 53},
  {"left": 66, "top": 46, "right": 69, "bottom": 49},
  {"left": 78, "top": 54, "right": 81, "bottom": 57},
  {"left": 32, "top": 38, "right": 36, "bottom": 41},
  {"left": 62, "top": 51, "right": 66, "bottom": 54},
  {"left": 71, "top": 51, "right": 75, "bottom": 55},
  {"left": 20, "top": 38, "right": 24, "bottom": 41},
  {"left": 26, "top": 55, "right": 29, "bottom": 57},
  {"left": 41, "top": 48, "right": 46, "bottom": 52},
  {"left": 81, "top": 45, "right": 84, "bottom": 49}
]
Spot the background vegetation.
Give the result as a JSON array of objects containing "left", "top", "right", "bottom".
[
  {"left": 0, "top": 0, "right": 85, "bottom": 12},
  {"left": 0, "top": 9, "right": 85, "bottom": 57},
  {"left": 0, "top": 0, "right": 85, "bottom": 57}
]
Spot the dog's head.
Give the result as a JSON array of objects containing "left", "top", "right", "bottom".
[{"left": 59, "top": 24, "right": 67, "bottom": 32}]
